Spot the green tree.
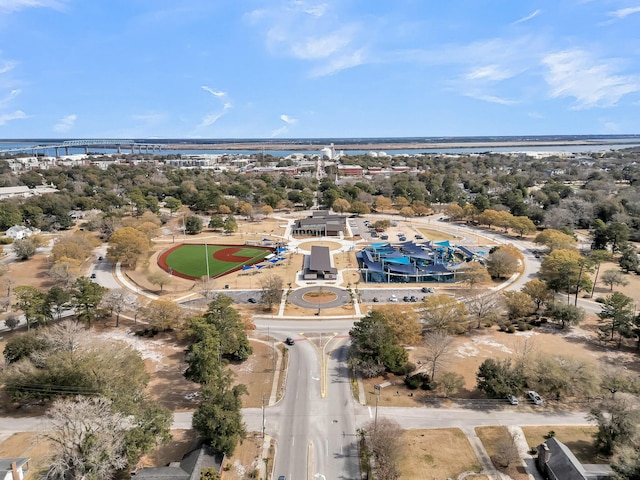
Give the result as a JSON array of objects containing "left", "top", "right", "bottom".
[
  {"left": 534, "top": 229, "right": 577, "bottom": 252},
  {"left": 509, "top": 216, "right": 536, "bottom": 237},
  {"left": 599, "top": 292, "right": 635, "bottom": 346},
  {"left": 184, "top": 326, "right": 223, "bottom": 384},
  {"left": 208, "top": 215, "right": 225, "bottom": 230},
  {"left": 539, "top": 248, "right": 584, "bottom": 300},
  {"left": 3, "top": 330, "right": 47, "bottom": 363},
  {"left": 71, "top": 277, "right": 106, "bottom": 327},
  {"left": 13, "top": 285, "right": 47, "bottom": 330},
  {"left": 223, "top": 215, "right": 238, "bottom": 234},
  {"left": 46, "top": 285, "right": 71, "bottom": 321},
  {"left": 192, "top": 369, "right": 247, "bottom": 456},
  {"left": 607, "top": 221, "right": 630, "bottom": 253},
  {"left": 547, "top": 303, "right": 585, "bottom": 329},
  {"left": 589, "top": 399, "right": 639, "bottom": 456},
  {"left": 477, "top": 358, "right": 523, "bottom": 398},
  {"left": 164, "top": 197, "right": 182, "bottom": 216},
  {"left": 185, "top": 215, "right": 203, "bottom": 235},
  {"left": 332, "top": 198, "right": 350, "bottom": 213},
  {"left": 349, "top": 201, "right": 371, "bottom": 216},
  {"left": 349, "top": 311, "right": 410, "bottom": 378},
  {"left": 124, "top": 401, "right": 172, "bottom": 464},
  {"left": 200, "top": 294, "right": 253, "bottom": 361},
  {"left": 0, "top": 200, "right": 22, "bottom": 230},
  {"left": 12, "top": 238, "right": 38, "bottom": 261},
  {"left": 619, "top": 244, "right": 639, "bottom": 273}
]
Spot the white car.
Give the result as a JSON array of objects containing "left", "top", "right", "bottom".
[
  {"left": 389, "top": 295, "right": 398, "bottom": 302},
  {"left": 527, "top": 391, "right": 543, "bottom": 405},
  {"left": 506, "top": 394, "right": 519, "bottom": 405}
]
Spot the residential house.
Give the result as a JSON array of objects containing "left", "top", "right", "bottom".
[
  {"left": 536, "top": 438, "right": 612, "bottom": 480},
  {"left": 0, "top": 458, "right": 30, "bottom": 480},
  {"left": 133, "top": 442, "right": 222, "bottom": 479}
]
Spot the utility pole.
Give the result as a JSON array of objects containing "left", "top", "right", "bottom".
[
  {"left": 374, "top": 385, "right": 380, "bottom": 433},
  {"left": 261, "top": 394, "right": 266, "bottom": 438}
]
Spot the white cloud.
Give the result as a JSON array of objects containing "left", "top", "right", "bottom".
[
  {"left": 223, "top": 102, "right": 232, "bottom": 110},
  {"left": 512, "top": 9, "right": 541, "bottom": 25},
  {"left": 542, "top": 49, "right": 640, "bottom": 108},
  {"left": 201, "top": 86, "right": 226, "bottom": 97},
  {"left": 608, "top": 6, "right": 640, "bottom": 19},
  {"left": 290, "top": 30, "right": 353, "bottom": 60},
  {"left": 309, "top": 49, "right": 366, "bottom": 77},
  {"left": 280, "top": 114, "right": 297, "bottom": 125},
  {"left": 527, "top": 112, "right": 544, "bottom": 119},
  {"left": 270, "top": 126, "right": 288, "bottom": 137},
  {"left": 305, "top": 3, "right": 328, "bottom": 17},
  {"left": 0, "top": 109, "right": 26, "bottom": 125},
  {"left": 0, "top": 61, "right": 16, "bottom": 74},
  {"left": 464, "top": 93, "right": 518, "bottom": 106},
  {"left": 465, "top": 65, "right": 514, "bottom": 81},
  {"left": 0, "top": 88, "right": 20, "bottom": 107},
  {"left": 0, "top": 0, "right": 66, "bottom": 12},
  {"left": 199, "top": 112, "right": 225, "bottom": 128},
  {"left": 53, "top": 114, "right": 76, "bottom": 132}
]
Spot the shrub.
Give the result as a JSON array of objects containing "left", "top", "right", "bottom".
[
  {"left": 391, "top": 362, "right": 416, "bottom": 376},
  {"left": 0, "top": 237, "right": 14, "bottom": 244},
  {"left": 505, "top": 325, "right": 516, "bottom": 334},
  {"left": 405, "top": 372, "right": 430, "bottom": 390},
  {"left": 4, "top": 316, "right": 19, "bottom": 330}
]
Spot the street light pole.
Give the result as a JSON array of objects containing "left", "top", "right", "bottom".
[{"left": 374, "top": 384, "right": 380, "bottom": 433}]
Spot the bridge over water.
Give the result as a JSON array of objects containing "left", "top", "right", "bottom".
[{"left": 0, "top": 139, "right": 165, "bottom": 156}]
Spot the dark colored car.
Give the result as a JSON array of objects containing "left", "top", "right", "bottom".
[
  {"left": 284, "top": 338, "right": 295, "bottom": 346},
  {"left": 247, "top": 297, "right": 257, "bottom": 303},
  {"left": 90, "top": 273, "right": 97, "bottom": 279},
  {"left": 402, "top": 296, "right": 410, "bottom": 302},
  {"left": 410, "top": 296, "right": 418, "bottom": 302},
  {"left": 415, "top": 234, "right": 424, "bottom": 239},
  {"left": 98, "top": 256, "right": 103, "bottom": 261},
  {"left": 372, "top": 297, "right": 379, "bottom": 302}
]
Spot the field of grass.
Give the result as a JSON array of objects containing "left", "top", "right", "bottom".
[
  {"left": 163, "top": 244, "right": 270, "bottom": 278},
  {"left": 476, "top": 426, "right": 529, "bottom": 480},
  {"left": 399, "top": 428, "right": 482, "bottom": 479}
]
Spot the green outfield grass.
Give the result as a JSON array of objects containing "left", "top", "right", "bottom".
[{"left": 164, "top": 244, "right": 271, "bottom": 278}]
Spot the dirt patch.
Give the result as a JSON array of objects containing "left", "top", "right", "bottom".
[
  {"left": 521, "top": 426, "right": 602, "bottom": 464},
  {"left": 283, "top": 302, "right": 357, "bottom": 317},
  {"left": 399, "top": 428, "right": 482, "bottom": 479},
  {"left": 220, "top": 433, "right": 267, "bottom": 480},
  {"left": 302, "top": 291, "right": 338, "bottom": 303},
  {"left": 297, "top": 240, "right": 342, "bottom": 251},
  {"left": 138, "top": 429, "right": 198, "bottom": 468}
]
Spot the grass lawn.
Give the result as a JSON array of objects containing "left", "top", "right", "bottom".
[
  {"left": 521, "top": 426, "right": 602, "bottom": 464},
  {"left": 476, "top": 426, "right": 529, "bottom": 480},
  {"left": 399, "top": 428, "right": 482, "bottom": 479},
  {"left": 164, "top": 244, "right": 270, "bottom": 278}
]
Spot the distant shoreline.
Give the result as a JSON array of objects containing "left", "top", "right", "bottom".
[{"left": 164, "top": 139, "right": 638, "bottom": 152}]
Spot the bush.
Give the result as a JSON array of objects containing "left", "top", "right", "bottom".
[
  {"left": 517, "top": 322, "right": 532, "bottom": 331},
  {"left": 391, "top": 362, "right": 416, "bottom": 376},
  {"left": 505, "top": 325, "right": 516, "bottom": 334},
  {"left": 0, "top": 237, "right": 14, "bottom": 244},
  {"left": 544, "top": 430, "right": 556, "bottom": 439},
  {"left": 405, "top": 372, "right": 430, "bottom": 390},
  {"left": 4, "top": 316, "right": 19, "bottom": 330}
]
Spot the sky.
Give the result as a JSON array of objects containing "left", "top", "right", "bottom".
[{"left": 0, "top": 0, "right": 639, "bottom": 139}]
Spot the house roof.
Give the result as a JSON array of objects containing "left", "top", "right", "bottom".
[
  {"left": 543, "top": 438, "right": 588, "bottom": 480},
  {"left": 309, "top": 246, "right": 336, "bottom": 274},
  {"left": 134, "top": 443, "right": 222, "bottom": 480},
  {"left": 0, "top": 458, "right": 30, "bottom": 472}
]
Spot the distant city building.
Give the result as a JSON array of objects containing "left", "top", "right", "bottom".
[
  {"left": 0, "top": 185, "right": 58, "bottom": 200},
  {"left": 337, "top": 165, "right": 364, "bottom": 176}
]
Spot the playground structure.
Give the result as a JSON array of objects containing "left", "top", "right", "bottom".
[{"left": 357, "top": 240, "right": 487, "bottom": 284}]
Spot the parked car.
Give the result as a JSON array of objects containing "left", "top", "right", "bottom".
[
  {"left": 98, "top": 256, "right": 103, "bottom": 261},
  {"left": 410, "top": 296, "right": 418, "bottom": 302},
  {"left": 372, "top": 297, "right": 379, "bottom": 303},
  {"left": 391, "top": 221, "right": 398, "bottom": 227},
  {"left": 527, "top": 391, "right": 543, "bottom": 405},
  {"left": 389, "top": 295, "right": 398, "bottom": 302},
  {"left": 380, "top": 234, "right": 389, "bottom": 240},
  {"left": 415, "top": 234, "right": 424, "bottom": 239},
  {"left": 247, "top": 297, "right": 257, "bottom": 303},
  {"left": 284, "top": 338, "right": 295, "bottom": 346},
  {"left": 421, "top": 287, "right": 435, "bottom": 293},
  {"left": 403, "top": 295, "right": 411, "bottom": 302},
  {"left": 90, "top": 273, "right": 97, "bottom": 279},
  {"left": 371, "top": 231, "right": 378, "bottom": 237},
  {"left": 506, "top": 394, "right": 519, "bottom": 405},
  {"left": 278, "top": 476, "right": 286, "bottom": 480}
]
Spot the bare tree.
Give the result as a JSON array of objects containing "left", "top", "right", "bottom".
[
  {"left": 423, "top": 331, "right": 453, "bottom": 382},
  {"left": 43, "top": 396, "right": 128, "bottom": 480},
  {"left": 40, "top": 320, "right": 85, "bottom": 356},
  {"left": 492, "top": 433, "right": 521, "bottom": 468},
  {"left": 363, "top": 418, "right": 403, "bottom": 480},
  {"left": 147, "top": 271, "right": 171, "bottom": 292},
  {"left": 601, "top": 269, "right": 629, "bottom": 291},
  {"left": 259, "top": 274, "right": 284, "bottom": 311},
  {"left": 100, "top": 289, "right": 136, "bottom": 327},
  {"left": 195, "top": 276, "right": 216, "bottom": 301},
  {"left": 467, "top": 293, "right": 500, "bottom": 329}
]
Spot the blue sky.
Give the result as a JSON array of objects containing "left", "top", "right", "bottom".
[{"left": 0, "top": 0, "right": 639, "bottom": 138}]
